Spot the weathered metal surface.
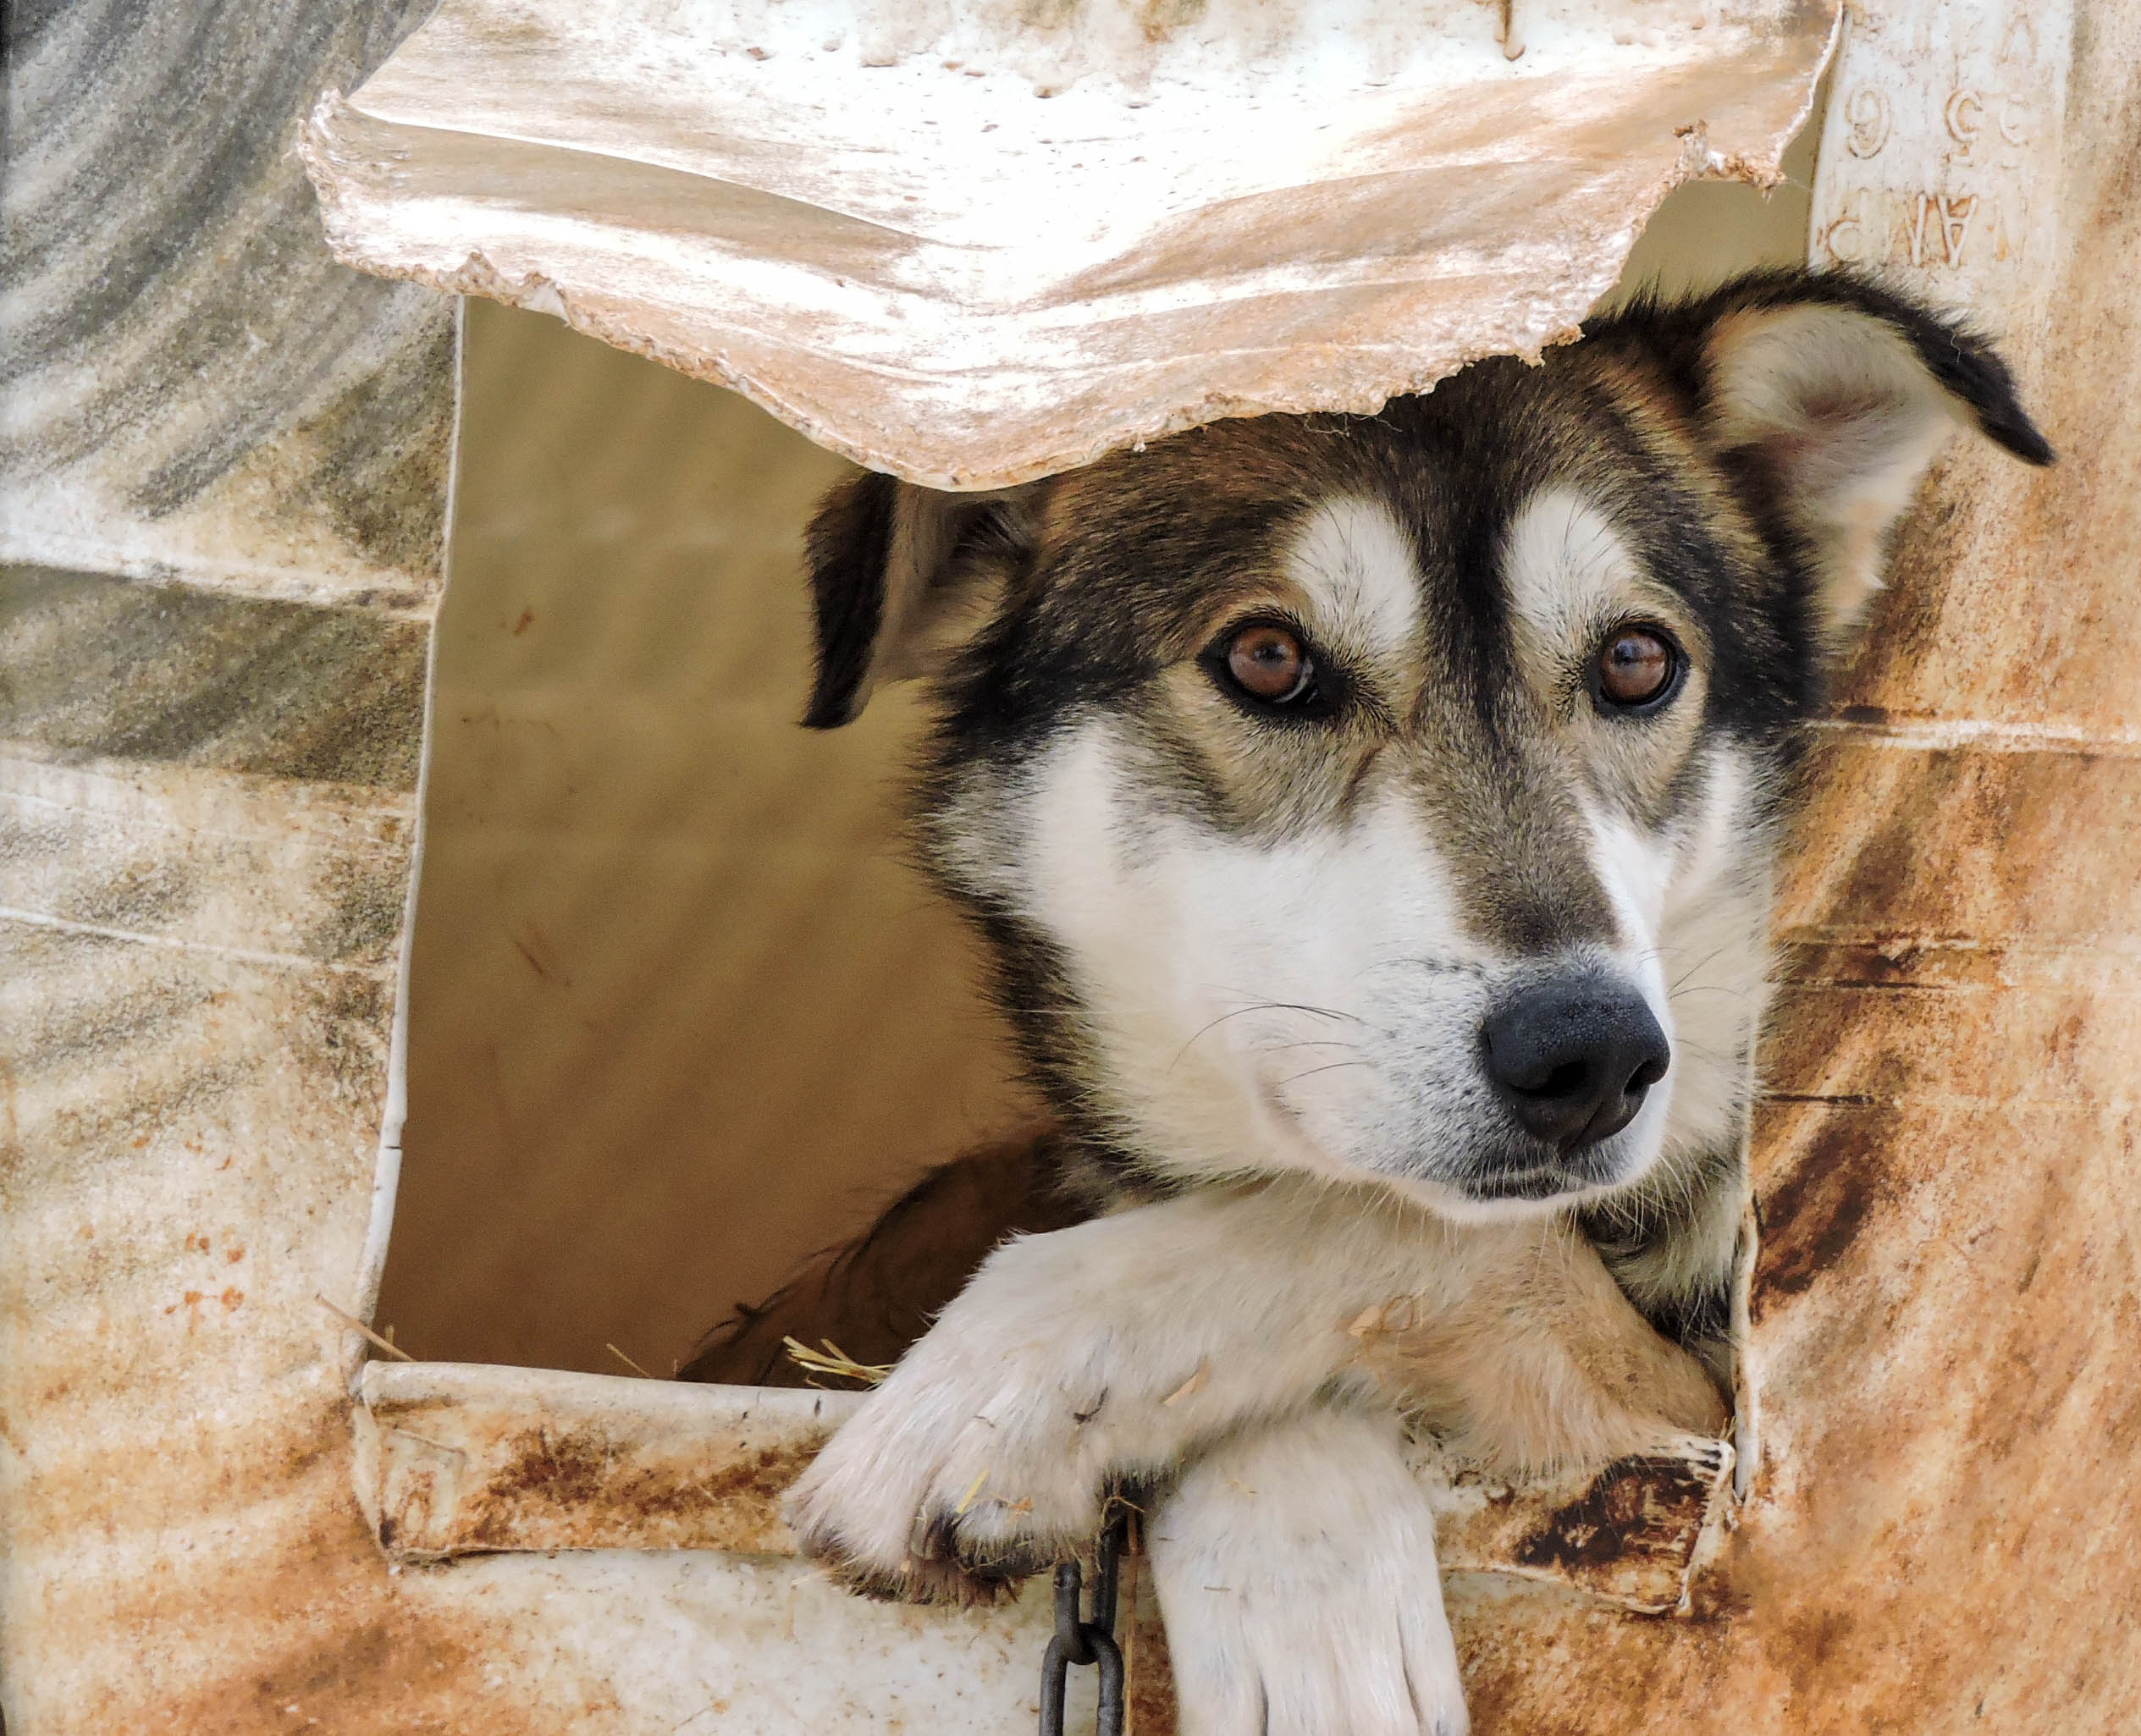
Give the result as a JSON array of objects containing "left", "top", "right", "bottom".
[
  {"left": 356, "top": 1364, "right": 847, "bottom": 1559},
  {"left": 7, "top": 0, "right": 2137, "bottom": 1728},
  {"left": 0, "top": 0, "right": 455, "bottom": 602},
  {"left": 1807, "top": 2, "right": 2067, "bottom": 303},
  {"left": 300, "top": 0, "right": 1839, "bottom": 488},
  {"left": 0, "top": 0, "right": 454, "bottom": 1728},
  {"left": 354, "top": 1361, "right": 1733, "bottom": 1615},
  {"left": 1, "top": 566, "right": 433, "bottom": 789},
  {"left": 1422, "top": 1443, "right": 1738, "bottom": 1617},
  {"left": 0, "top": 558, "right": 433, "bottom": 1734}
]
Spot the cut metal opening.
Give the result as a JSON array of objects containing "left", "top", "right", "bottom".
[{"left": 350, "top": 132, "right": 1829, "bottom": 1599}]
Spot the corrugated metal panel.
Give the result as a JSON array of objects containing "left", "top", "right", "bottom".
[
  {"left": 1, "top": 1, "right": 453, "bottom": 1728},
  {"left": 1, "top": 0, "right": 451, "bottom": 600}
]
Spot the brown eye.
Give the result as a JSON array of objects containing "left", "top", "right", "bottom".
[
  {"left": 1592, "top": 626, "right": 1681, "bottom": 712},
  {"left": 1224, "top": 623, "right": 1315, "bottom": 705}
]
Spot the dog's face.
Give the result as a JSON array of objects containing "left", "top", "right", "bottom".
[
  {"left": 802, "top": 273, "right": 2048, "bottom": 1246},
  {"left": 924, "top": 465, "right": 1769, "bottom": 1226}
]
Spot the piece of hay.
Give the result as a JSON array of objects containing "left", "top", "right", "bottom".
[
  {"left": 605, "top": 1342, "right": 656, "bottom": 1379},
  {"left": 1162, "top": 1360, "right": 1210, "bottom": 1407},
  {"left": 314, "top": 1292, "right": 415, "bottom": 1362},
  {"left": 781, "top": 1336, "right": 893, "bottom": 1386}
]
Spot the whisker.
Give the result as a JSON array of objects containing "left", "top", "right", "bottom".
[
  {"left": 1272, "top": 1060, "right": 1377, "bottom": 1088},
  {"left": 1169, "top": 1000, "right": 1368, "bottom": 1072},
  {"left": 1664, "top": 938, "right": 1764, "bottom": 994},
  {"left": 1200, "top": 995, "right": 1368, "bottom": 1025}
]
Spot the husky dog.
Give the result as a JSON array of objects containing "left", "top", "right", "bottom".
[{"left": 768, "top": 271, "right": 2050, "bottom": 1735}]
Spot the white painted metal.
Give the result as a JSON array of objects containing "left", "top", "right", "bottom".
[
  {"left": 1808, "top": 1, "right": 2070, "bottom": 310},
  {"left": 302, "top": 0, "right": 1840, "bottom": 486}
]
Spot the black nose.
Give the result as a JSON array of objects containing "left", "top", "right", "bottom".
[{"left": 1481, "top": 979, "right": 1669, "bottom": 1151}]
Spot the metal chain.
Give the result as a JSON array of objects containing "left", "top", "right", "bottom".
[{"left": 1037, "top": 1514, "right": 1127, "bottom": 1736}]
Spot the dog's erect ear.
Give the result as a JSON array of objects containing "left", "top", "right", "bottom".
[
  {"left": 801, "top": 471, "right": 1046, "bottom": 728},
  {"left": 1692, "top": 275, "right": 2053, "bottom": 637}
]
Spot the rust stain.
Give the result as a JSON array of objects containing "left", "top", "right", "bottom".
[
  {"left": 1752, "top": 1111, "right": 1884, "bottom": 1303},
  {"left": 479, "top": 1426, "right": 609, "bottom": 1507},
  {"left": 138, "top": 1490, "right": 581, "bottom": 1736},
  {"left": 357, "top": 1392, "right": 843, "bottom": 1561},
  {"left": 458, "top": 1426, "right": 819, "bottom": 1551},
  {"left": 1511, "top": 1455, "right": 1714, "bottom": 1577}
]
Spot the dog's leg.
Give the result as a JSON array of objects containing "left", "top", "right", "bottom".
[
  {"left": 1355, "top": 1215, "right": 1729, "bottom": 1474},
  {"left": 786, "top": 1178, "right": 1443, "bottom": 1603},
  {"left": 785, "top": 1179, "right": 1726, "bottom": 1603},
  {"left": 1150, "top": 1408, "right": 1468, "bottom": 1736}
]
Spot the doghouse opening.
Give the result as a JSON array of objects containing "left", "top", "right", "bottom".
[
  {"left": 373, "top": 92, "right": 1824, "bottom": 1397},
  {"left": 371, "top": 302, "right": 1040, "bottom": 1381}
]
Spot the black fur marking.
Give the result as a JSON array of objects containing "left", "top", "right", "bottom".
[
  {"left": 802, "top": 470, "right": 900, "bottom": 729},
  {"left": 810, "top": 1531, "right": 1027, "bottom": 1608},
  {"left": 1580, "top": 1130, "right": 1748, "bottom": 1352},
  {"left": 1588, "top": 266, "right": 2055, "bottom": 466},
  {"left": 1635, "top": 1278, "right": 1733, "bottom": 1356}
]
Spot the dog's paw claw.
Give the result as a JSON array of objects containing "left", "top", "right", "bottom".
[
  {"left": 786, "top": 1381, "right": 1116, "bottom": 1607},
  {"left": 798, "top": 1523, "right": 1032, "bottom": 1608}
]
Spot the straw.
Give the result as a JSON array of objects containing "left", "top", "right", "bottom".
[{"left": 781, "top": 1336, "right": 893, "bottom": 1386}]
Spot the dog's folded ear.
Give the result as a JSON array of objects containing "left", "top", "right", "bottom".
[
  {"left": 1691, "top": 273, "right": 2053, "bottom": 637},
  {"left": 801, "top": 472, "right": 1046, "bottom": 728}
]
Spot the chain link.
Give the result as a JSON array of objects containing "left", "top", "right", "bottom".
[{"left": 1037, "top": 1514, "right": 1127, "bottom": 1736}]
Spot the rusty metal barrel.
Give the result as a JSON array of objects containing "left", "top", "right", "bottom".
[{"left": 2, "top": 1, "right": 2135, "bottom": 1729}]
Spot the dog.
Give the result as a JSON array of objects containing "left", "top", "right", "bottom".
[{"left": 711, "top": 270, "right": 2049, "bottom": 1735}]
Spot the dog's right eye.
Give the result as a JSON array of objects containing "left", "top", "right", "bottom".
[
  {"left": 1203, "top": 620, "right": 1336, "bottom": 717},
  {"left": 1228, "top": 624, "right": 1311, "bottom": 700}
]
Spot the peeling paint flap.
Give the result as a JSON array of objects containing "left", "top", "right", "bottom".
[{"left": 301, "top": 0, "right": 1838, "bottom": 487}]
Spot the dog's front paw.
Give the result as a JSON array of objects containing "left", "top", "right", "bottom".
[
  {"left": 1151, "top": 1409, "right": 1469, "bottom": 1736},
  {"left": 784, "top": 1314, "right": 1133, "bottom": 1606}
]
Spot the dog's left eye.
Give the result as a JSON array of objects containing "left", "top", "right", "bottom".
[
  {"left": 1205, "top": 620, "right": 1330, "bottom": 714},
  {"left": 1589, "top": 625, "right": 1684, "bottom": 714}
]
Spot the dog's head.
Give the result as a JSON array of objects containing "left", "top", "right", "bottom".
[{"left": 800, "top": 272, "right": 2049, "bottom": 1230}]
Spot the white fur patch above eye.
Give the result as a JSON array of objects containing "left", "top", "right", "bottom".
[
  {"left": 1282, "top": 497, "right": 1424, "bottom": 671},
  {"left": 1498, "top": 488, "right": 1644, "bottom": 653}
]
